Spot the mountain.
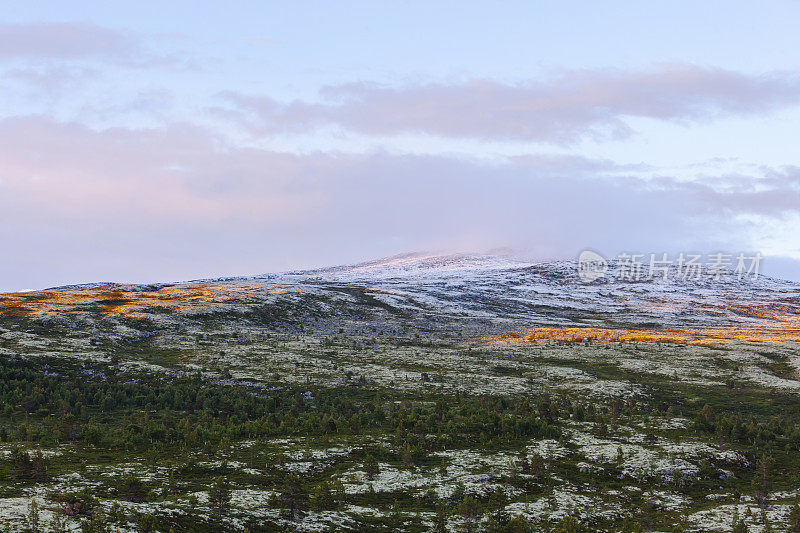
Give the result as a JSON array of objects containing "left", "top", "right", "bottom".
[
  {"left": 2, "top": 252, "right": 800, "bottom": 530},
  {"left": 4, "top": 251, "right": 800, "bottom": 338}
]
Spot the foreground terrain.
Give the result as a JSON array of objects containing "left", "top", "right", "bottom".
[{"left": 1, "top": 253, "right": 799, "bottom": 532}]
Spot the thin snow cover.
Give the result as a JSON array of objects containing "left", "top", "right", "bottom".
[
  {"left": 687, "top": 503, "right": 796, "bottom": 532},
  {"left": 230, "top": 489, "right": 275, "bottom": 517},
  {"left": 0, "top": 496, "right": 85, "bottom": 532},
  {"left": 567, "top": 425, "right": 746, "bottom": 482},
  {"left": 341, "top": 448, "right": 522, "bottom": 499},
  {"left": 526, "top": 439, "right": 569, "bottom": 460},
  {"left": 504, "top": 483, "right": 624, "bottom": 522}
]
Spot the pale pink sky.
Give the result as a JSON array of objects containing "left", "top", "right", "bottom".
[{"left": 1, "top": 2, "right": 800, "bottom": 289}]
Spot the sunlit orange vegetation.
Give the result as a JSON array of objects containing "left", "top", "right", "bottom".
[
  {"left": 491, "top": 322, "right": 800, "bottom": 346},
  {"left": 728, "top": 302, "right": 800, "bottom": 321},
  {"left": 491, "top": 301, "right": 800, "bottom": 346},
  {"left": 0, "top": 284, "right": 298, "bottom": 318}
]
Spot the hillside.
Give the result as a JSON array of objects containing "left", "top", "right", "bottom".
[{"left": 0, "top": 253, "right": 799, "bottom": 531}]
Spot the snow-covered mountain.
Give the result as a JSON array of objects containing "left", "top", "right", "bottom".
[
  {"left": 8, "top": 252, "right": 799, "bottom": 337},
  {"left": 253, "top": 252, "right": 800, "bottom": 331}
]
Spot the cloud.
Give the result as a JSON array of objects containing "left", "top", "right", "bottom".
[
  {"left": 0, "top": 22, "right": 137, "bottom": 60},
  {"left": 1, "top": 65, "right": 98, "bottom": 92},
  {"left": 220, "top": 64, "right": 800, "bottom": 144},
  {"left": 0, "top": 116, "right": 331, "bottom": 225},
  {"left": 1, "top": 116, "right": 798, "bottom": 290},
  {"left": 0, "top": 22, "right": 193, "bottom": 72},
  {"left": 646, "top": 167, "right": 800, "bottom": 215}
]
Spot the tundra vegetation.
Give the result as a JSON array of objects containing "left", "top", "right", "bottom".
[{"left": 0, "top": 257, "right": 799, "bottom": 531}]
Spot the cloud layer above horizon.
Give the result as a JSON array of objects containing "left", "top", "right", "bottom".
[
  {"left": 220, "top": 65, "right": 800, "bottom": 143},
  {"left": 1, "top": 2, "right": 800, "bottom": 290}
]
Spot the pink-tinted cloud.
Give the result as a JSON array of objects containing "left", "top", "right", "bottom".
[
  {"left": 0, "top": 116, "right": 797, "bottom": 290},
  {"left": 1, "top": 65, "right": 98, "bottom": 92},
  {"left": 0, "top": 117, "right": 332, "bottom": 225},
  {"left": 220, "top": 64, "right": 800, "bottom": 143},
  {"left": 647, "top": 167, "right": 800, "bottom": 215},
  {"left": 0, "top": 22, "right": 192, "bottom": 72},
  {"left": 0, "top": 22, "right": 136, "bottom": 60}
]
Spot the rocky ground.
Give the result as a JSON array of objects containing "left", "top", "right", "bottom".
[{"left": 0, "top": 253, "right": 799, "bottom": 531}]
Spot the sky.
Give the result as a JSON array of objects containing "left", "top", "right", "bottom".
[{"left": 1, "top": 1, "right": 800, "bottom": 290}]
